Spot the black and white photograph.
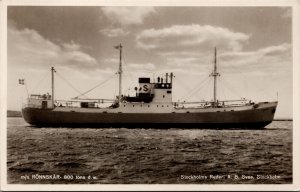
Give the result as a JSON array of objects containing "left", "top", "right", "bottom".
[{"left": 1, "top": 0, "right": 299, "bottom": 191}]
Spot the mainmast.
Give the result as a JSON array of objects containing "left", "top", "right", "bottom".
[
  {"left": 210, "top": 47, "right": 220, "bottom": 107},
  {"left": 115, "top": 43, "right": 123, "bottom": 103},
  {"left": 51, "top": 67, "right": 56, "bottom": 108}
]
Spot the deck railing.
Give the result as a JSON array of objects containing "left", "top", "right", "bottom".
[{"left": 174, "top": 99, "right": 254, "bottom": 109}]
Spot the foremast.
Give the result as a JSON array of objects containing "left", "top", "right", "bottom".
[
  {"left": 210, "top": 47, "right": 220, "bottom": 107},
  {"left": 115, "top": 43, "right": 123, "bottom": 104},
  {"left": 51, "top": 67, "right": 56, "bottom": 109}
]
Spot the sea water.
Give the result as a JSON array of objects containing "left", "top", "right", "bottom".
[{"left": 7, "top": 117, "right": 292, "bottom": 184}]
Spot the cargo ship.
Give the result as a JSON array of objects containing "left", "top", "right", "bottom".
[{"left": 21, "top": 44, "right": 277, "bottom": 128}]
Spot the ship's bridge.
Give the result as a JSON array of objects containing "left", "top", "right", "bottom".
[
  {"left": 123, "top": 73, "right": 173, "bottom": 104},
  {"left": 151, "top": 76, "right": 172, "bottom": 103}
]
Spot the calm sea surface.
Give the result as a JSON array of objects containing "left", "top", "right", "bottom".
[{"left": 7, "top": 117, "right": 292, "bottom": 184}]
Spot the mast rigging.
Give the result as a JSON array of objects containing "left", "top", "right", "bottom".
[
  {"left": 115, "top": 43, "right": 123, "bottom": 103},
  {"left": 51, "top": 67, "right": 56, "bottom": 109},
  {"left": 210, "top": 47, "right": 220, "bottom": 107}
]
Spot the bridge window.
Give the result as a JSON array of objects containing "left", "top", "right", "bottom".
[{"left": 167, "top": 90, "right": 172, "bottom": 94}]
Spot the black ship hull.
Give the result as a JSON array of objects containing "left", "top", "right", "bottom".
[{"left": 22, "top": 103, "right": 277, "bottom": 129}]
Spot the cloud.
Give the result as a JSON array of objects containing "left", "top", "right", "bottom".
[
  {"left": 101, "top": 7, "right": 156, "bottom": 25},
  {"left": 8, "top": 24, "right": 98, "bottom": 71},
  {"left": 136, "top": 24, "right": 250, "bottom": 52},
  {"left": 102, "top": 58, "right": 156, "bottom": 73},
  {"left": 62, "top": 41, "right": 81, "bottom": 51},
  {"left": 7, "top": 24, "right": 121, "bottom": 108},
  {"left": 136, "top": 24, "right": 291, "bottom": 77},
  {"left": 128, "top": 62, "right": 156, "bottom": 71},
  {"left": 100, "top": 27, "right": 129, "bottom": 37},
  {"left": 103, "top": 58, "right": 119, "bottom": 64},
  {"left": 155, "top": 43, "right": 291, "bottom": 78},
  {"left": 219, "top": 43, "right": 291, "bottom": 73}
]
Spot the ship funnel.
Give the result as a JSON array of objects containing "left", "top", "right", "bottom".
[{"left": 138, "top": 77, "right": 151, "bottom": 93}]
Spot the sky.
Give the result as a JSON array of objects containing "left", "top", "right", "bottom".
[{"left": 7, "top": 6, "right": 292, "bottom": 118}]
